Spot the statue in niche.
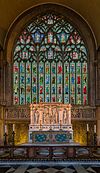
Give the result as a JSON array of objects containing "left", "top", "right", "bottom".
[
  {"left": 52, "top": 108, "right": 58, "bottom": 124},
  {"left": 34, "top": 110, "right": 40, "bottom": 124},
  {"left": 42, "top": 112, "right": 45, "bottom": 124},
  {"left": 63, "top": 109, "right": 69, "bottom": 124},
  {"left": 56, "top": 110, "right": 59, "bottom": 124}
]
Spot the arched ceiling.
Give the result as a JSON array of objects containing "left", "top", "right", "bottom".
[{"left": 0, "top": 0, "right": 100, "bottom": 48}]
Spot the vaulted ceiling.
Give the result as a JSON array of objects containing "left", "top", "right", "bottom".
[{"left": 0, "top": 0, "right": 100, "bottom": 48}]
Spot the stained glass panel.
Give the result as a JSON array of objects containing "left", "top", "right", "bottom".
[
  {"left": 13, "top": 13, "right": 88, "bottom": 105},
  {"left": 32, "top": 62, "right": 37, "bottom": 103}
]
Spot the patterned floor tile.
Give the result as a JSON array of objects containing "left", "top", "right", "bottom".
[
  {"left": 6, "top": 167, "right": 15, "bottom": 173},
  {"left": 44, "top": 167, "right": 58, "bottom": 173},
  {"left": 74, "top": 165, "right": 90, "bottom": 173},
  {"left": 86, "top": 167, "right": 96, "bottom": 173},
  {"left": 14, "top": 166, "right": 28, "bottom": 173},
  {"left": 27, "top": 168, "right": 41, "bottom": 173},
  {"left": 61, "top": 167, "right": 75, "bottom": 173}
]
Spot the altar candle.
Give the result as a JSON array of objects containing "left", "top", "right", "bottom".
[
  {"left": 13, "top": 124, "right": 15, "bottom": 131},
  {"left": 40, "top": 120, "right": 42, "bottom": 129},
  {"left": 94, "top": 125, "right": 96, "bottom": 133},
  {"left": 5, "top": 125, "right": 7, "bottom": 133},
  {"left": 87, "top": 124, "right": 89, "bottom": 131}
]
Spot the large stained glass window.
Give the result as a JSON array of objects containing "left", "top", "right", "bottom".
[{"left": 13, "top": 13, "right": 88, "bottom": 105}]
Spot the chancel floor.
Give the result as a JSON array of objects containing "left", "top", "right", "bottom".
[{"left": 0, "top": 165, "right": 100, "bottom": 173}]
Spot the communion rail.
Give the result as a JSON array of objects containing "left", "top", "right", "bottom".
[{"left": 0, "top": 145, "right": 100, "bottom": 160}]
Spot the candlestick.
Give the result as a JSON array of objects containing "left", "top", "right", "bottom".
[
  {"left": 5, "top": 125, "right": 7, "bottom": 133},
  {"left": 87, "top": 124, "right": 89, "bottom": 132},
  {"left": 4, "top": 125, "right": 8, "bottom": 146},
  {"left": 12, "top": 131, "right": 15, "bottom": 146},
  {"left": 13, "top": 124, "right": 15, "bottom": 132},
  {"left": 94, "top": 125, "right": 96, "bottom": 133}
]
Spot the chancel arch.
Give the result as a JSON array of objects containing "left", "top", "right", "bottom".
[{"left": 3, "top": 4, "right": 96, "bottom": 145}]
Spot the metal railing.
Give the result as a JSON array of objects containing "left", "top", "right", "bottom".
[{"left": 0, "top": 145, "right": 100, "bottom": 160}]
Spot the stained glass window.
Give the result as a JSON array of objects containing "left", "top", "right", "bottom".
[{"left": 13, "top": 13, "right": 88, "bottom": 105}]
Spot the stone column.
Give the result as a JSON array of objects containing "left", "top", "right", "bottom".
[
  {"left": 30, "top": 104, "right": 33, "bottom": 125},
  {"left": 96, "top": 107, "right": 100, "bottom": 145},
  {"left": 68, "top": 104, "right": 71, "bottom": 125}
]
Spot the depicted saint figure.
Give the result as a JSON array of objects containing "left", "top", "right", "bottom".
[
  {"left": 21, "top": 97, "right": 24, "bottom": 104},
  {"left": 34, "top": 110, "right": 40, "bottom": 124},
  {"left": 33, "top": 76, "right": 36, "bottom": 83},
  {"left": 58, "top": 65, "right": 62, "bottom": 73},
  {"left": 40, "top": 76, "right": 43, "bottom": 84},
  {"left": 58, "top": 76, "right": 62, "bottom": 84},
  {"left": 63, "top": 109, "right": 69, "bottom": 124},
  {"left": 83, "top": 64, "right": 87, "bottom": 73},
  {"left": 39, "top": 66, "right": 43, "bottom": 73},
  {"left": 71, "top": 74, "right": 75, "bottom": 84},
  {"left": 32, "top": 85, "right": 36, "bottom": 93},
  {"left": 14, "top": 65, "right": 19, "bottom": 72},
  {"left": 61, "top": 32, "right": 66, "bottom": 43},
  {"left": 40, "top": 96, "right": 43, "bottom": 102},
  {"left": 71, "top": 65, "right": 74, "bottom": 73},
  {"left": 15, "top": 75, "right": 18, "bottom": 84},
  {"left": 46, "top": 95, "right": 49, "bottom": 102},
  {"left": 65, "top": 76, "right": 68, "bottom": 84},
  {"left": 77, "top": 76, "right": 80, "bottom": 84},
  {"left": 21, "top": 76, "right": 24, "bottom": 84},
  {"left": 20, "top": 87, "right": 24, "bottom": 94},
  {"left": 46, "top": 66, "right": 49, "bottom": 74},
  {"left": 42, "top": 112, "right": 45, "bottom": 124},
  {"left": 27, "top": 96, "right": 30, "bottom": 103},
  {"left": 26, "top": 86, "right": 31, "bottom": 92},
  {"left": 20, "top": 64, "right": 24, "bottom": 73},
  {"left": 48, "top": 32, "right": 53, "bottom": 43},
  {"left": 65, "top": 85, "right": 68, "bottom": 94},
  {"left": 52, "top": 66, "right": 55, "bottom": 74},
  {"left": 46, "top": 75, "right": 49, "bottom": 84},
  {"left": 52, "top": 86, "right": 55, "bottom": 94},
  {"left": 33, "top": 66, "right": 36, "bottom": 73},
  {"left": 27, "top": 77, "right": 30, "bottom": 84},
  {"left": 52, "top": 76, "right": 55, "bottom": 84},
  {"left": 58, "top": 86, "right": 61, "bottom": 94},
  {"left": 35, "top": 32, "right": 40, "bottom": 43},
  {"left": 40, "top": 86, "right": 43, "bottom": 94},
  {"left": 26, "top": 64, "right": 30, "bottom": 73},
  {"left": 33, "top": 96, "right": 36, "bottom": 103},
  {"left": 46, "top": 87, "right": 49, "bottom": 94},
  {"left": 14, "top": 96, "right": 18, "bottom": 104},
  {"left": 52, "top": 96, "right": 55, "bottom": 102},
  {"left": 65, "top": 65, "right": 68, "bottom": 73},
  {"left": 83, "top": 86, "right": 87, "bottom": 94},
  {"left": 84, "top": 96, "right": 87, "bottom": 105},
  {"left": 77, "top": 85, "right": 81, "bottom": 94},
  {"left": 48, "top": 49, "right": 53, "bottom": 59}
]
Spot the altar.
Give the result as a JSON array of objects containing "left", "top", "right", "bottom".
[{"left": 29, "top": 103, "right": 73, "bottom": 144}]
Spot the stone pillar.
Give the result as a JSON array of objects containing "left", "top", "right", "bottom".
[
  {"left": 96, "top": 107, "right": 100, "bottom": 145},
  {"left": 0, "top": 121, "right": 4, "bottom": 145},
  {"left": 96, "top": 47, "right": 100, "bottom": 105}
]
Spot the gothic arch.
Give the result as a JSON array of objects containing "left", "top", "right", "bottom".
[{"left": 4, "top": 3, "right": 96, "bottom": 107}]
